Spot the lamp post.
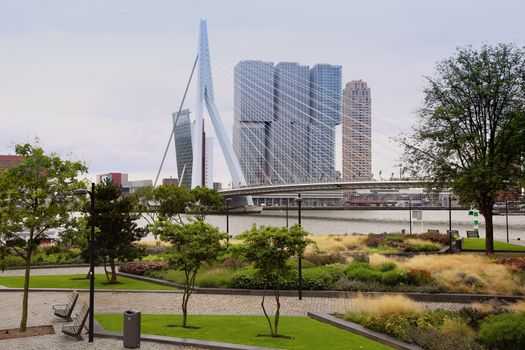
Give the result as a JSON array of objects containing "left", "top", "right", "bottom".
[
  {"left": 225, "top": 198, "right": 232, "bottom": 242},
  {"left": 506, "top": 201, "right": 509, "bottom": 243},
  {"left": 409, "top": 197, "right": 412, "bottom": 235},
  {"left": 285, "top": 199, "right": 289, "bottom": 228},
  {"left": 448, "top": 195, "right": 452, "bottom": 253},
  {"left": 295, "top": 194, "right": 303, "bottom": 300},
  {"left": 73, "top": 183, "right": 95, "bottom": 343}
]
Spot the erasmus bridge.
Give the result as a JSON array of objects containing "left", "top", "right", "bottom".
[{"left": 155, "top": 19, "right": 429, "bottom": 207}]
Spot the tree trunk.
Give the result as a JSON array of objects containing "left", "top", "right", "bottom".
[
  {"left": 19, "top": 250, "right": 32, "bottom": 332},
  {"left": 260, "top": 288, "right": 274, "bottom": 336},
  {"left": 483, "top": 208, "right": 495, "bottom": 255},
  {"left": 479, "top": 197, "right": 495, "bottom": 255},
  {"left": 110, "top": 258, "right": 117, "bottom": 284},
  {"left": 103, "top": 259, "right": 110, "bottom": 283},
  {"left": 273, "top": 289, "right": 281, "bottom": 337}
]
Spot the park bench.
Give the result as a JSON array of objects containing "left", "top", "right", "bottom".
[
  {"left": 62, "top": 302, "right": 89, "bottom": 341},
  {"left": 466, "top": 230, "right": 479, "bottom": 238},
  {"left": 427, "top": 229, "right": 440, "bottom": 234},
  {"left": 52, "top": 291, "right": 79, "bottom": 321}
]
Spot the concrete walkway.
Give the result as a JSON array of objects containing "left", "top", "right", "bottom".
[{"left": 0, "top": 266, "right": 469, "bottom": 349}]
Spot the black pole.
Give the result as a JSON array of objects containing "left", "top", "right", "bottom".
[
  {"left": 506, "top": 201, "right": 509, "bottom": 243},
  {"left": 409, "top": 197, "right": 412, "bottom": 235},
  {"left": 448, "top": 195, "right": 452, "bottom": 253},
  {"left": 89, "top": 182, "right": 95, "bottom": 343},
  {"left": 296, "top": 194, "right": 303, "bottom": 301},
  {"left": 285, "top": 200, "right": 289, "bottom": 228},
  {"left": 226, "top": 198, "right": 231, "bottom": 242}
]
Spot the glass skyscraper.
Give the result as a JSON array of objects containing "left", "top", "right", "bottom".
[{"left": 233, "top": 60, "right": 342, "bottom": 185}]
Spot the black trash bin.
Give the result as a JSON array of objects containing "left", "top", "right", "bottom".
[{"left": 123, "top": 310, "right": 141, "bottom": 348}]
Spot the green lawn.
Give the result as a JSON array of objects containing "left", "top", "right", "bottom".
[
  {"left": 462, "top": 238, "right": 525, "bottom": 252},
  {"left": 0, "top": 274, "right": 175, "bottom": 290},
  {"left": 96, "top": 314, "right": 392, "bottom": 350}
]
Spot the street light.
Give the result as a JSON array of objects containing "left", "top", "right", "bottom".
[
  {"left": 285, "top": 199, "right": 289, "bottom": 229},
  {"left": 295, "top": 194, "right": 303, "bottom": 301},
  {"left": 408, "top": 196, "right": 412, "bottom": 235},
  {"left": 225, "top": 198, "right": 232, "bottom": 242},
  {"left": 448, "top": 194, "right": 452, "bottom": 253},
  {"left": 506, "top": 201, "right": 509, "bottom": 243},
  {"left": 73, "top": 183, "right": 95, "bottom": 343}
]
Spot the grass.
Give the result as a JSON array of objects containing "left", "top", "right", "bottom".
[
  {"left": 95, "top": 314, "right": 393, "bottom": 350},
  {"left": 352, "top": 294, "right": 423, "bottom": 316},
  {"left": 394, "top": 254, "right": 525, "bottom": 295},
  {"left": 0, "top": 274, "right": 175, "bottom": 290},
  {"left": 462, "top": 238, "right": 525, "bottom": 252}
]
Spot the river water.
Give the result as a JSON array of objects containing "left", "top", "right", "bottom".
[{"left": 201, "top": 209, "right": 525, "bottom": 244}]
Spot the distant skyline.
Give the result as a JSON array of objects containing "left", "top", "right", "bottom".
[{"left": 1, "top": 0, "right": 524, "bottom": 185}]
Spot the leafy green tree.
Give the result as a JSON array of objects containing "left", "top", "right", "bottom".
[
  {"left": 239, "top": 224, "right": 311, "bottom": 337},
  {"left": 152, "top": 220, "right": 226, "bottom": 327},
  {"left": 0, "top": 143, "right": 86, "bottom": 331},
  {"left": 90, "top": 179, "right": 146, "bottom": 283},
  {"left": 189, "top": 186, "right": 224, "bottom": 221},
  {"left": 402, "top": 44, "right": 525, "bottom": 254},
  {"left": 153, "top": 184, "right": 194, "bottom": 223}
]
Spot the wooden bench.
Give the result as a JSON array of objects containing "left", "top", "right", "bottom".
[
  {"left": 62, "top": 303, "right": 89, "bottom": 341},
  {"left": 466, "top": 230, "right": 479, "bottom": 238},
  {"left": 53, "top": 291, "right": 79, "bottom": 321},
  {"left": 427, "top": 229, "right": 440, "bottom": 234}
]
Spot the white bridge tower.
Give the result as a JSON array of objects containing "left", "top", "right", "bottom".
[{"left": 190, "top": 19, "right": 253, "bottom": 206}]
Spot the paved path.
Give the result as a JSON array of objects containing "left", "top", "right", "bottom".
[{"left": 0, "top": 266, "right": 469, "bottom": 349}]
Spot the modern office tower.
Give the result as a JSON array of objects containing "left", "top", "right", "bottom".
[
  {"left": 309, "top": 64, "right": 343, "bottom": 182},
  {"left": 233, "top": 60, "right": 274, "bottom": 186},
  {"left": 272, "top": 62, "right": 311, "bottom": 184},
  {"left": 173, "top": 109, "right": 193, "bottom": 188},
  {"left": 233, "top": 60, "right": 342, "bottom": 185},
  {"left": 204, "top": 136, "right": 214, "bottom": 188},
  {"left": 342, "top": 80, "right": 372, "bottom": 181}
]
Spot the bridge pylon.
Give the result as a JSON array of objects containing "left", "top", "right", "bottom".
[{"left": 190, "top": 19, "right": 253, "bottom": 207}]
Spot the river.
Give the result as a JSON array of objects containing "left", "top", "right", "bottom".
[{"left": 201, "top": 209, "right": 524, "bottom": 244}]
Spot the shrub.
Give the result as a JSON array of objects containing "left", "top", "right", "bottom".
[
  {"left": 304, "top": 252, "right": 347, "bottom": 266},
  {"left": 404, "top": 244, "right": 440, "bottom": 252},
  {"left": 352, "top": 252, "right": 370, "bottom": 263},
  {"left": 377, "top": 262, "right": 397, "bottom": 272},
  {"left": 302, "top": 268, "right": 335, "bottom": 290},
  {"left": 0, "top": 255, "right": 25, "bottom": 268},
  {"left": 119, "top": 261, "right": 168, "bottom": 275},
  {"left": 417, "top": 232, "right": 452, "bottom": 245},
  {"left": 365, "top": 235, "right": 384, "bottom": 247},
  {"left": 381, "top": 269, "right": 408, "bottom": 286},
  {"left": 407, "top": 269, "right": 435, "bottom": 286},
  {"left": 499, "top": 256, "right": 525, "bottom": 271},
  {"left": 346, "top": 267, "right": 382, "bottom": 282},
  {"left": 479, "top": 313, "right": 525, "bottom": 350}
]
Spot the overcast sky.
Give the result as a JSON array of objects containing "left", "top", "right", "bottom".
[{"left": 1, "top": 0, "right": 524, "bottom": 186}]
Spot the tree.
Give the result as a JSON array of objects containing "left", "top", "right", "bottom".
[
  {"left": 189, "top": 186, "right": 224, "bottom": 221},
  {"left": 402, "top": 44, "right": 525, "bottom": 254},
  {"left": 89, "top": 179, "right": 146, "bottom": 284},
  {"left": 152, "top": 220, "right": 226, "bottom": 327},
  {"left": 0, "top": 143, "right": 86, "bottom": 331},
  {"left": 239, "top": 224, "right": 310, "bottom": 337},
  {"left": 153, "top": 184, "right": 194, "bottom": 223}
]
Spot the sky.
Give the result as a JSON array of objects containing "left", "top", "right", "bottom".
[{"left": 1, "top": 0, "right": 524, "bottom": 186}]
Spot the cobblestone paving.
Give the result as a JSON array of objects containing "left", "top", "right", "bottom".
[{"left": 0, "top": 267, "right": 470, "bottom": 349}]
